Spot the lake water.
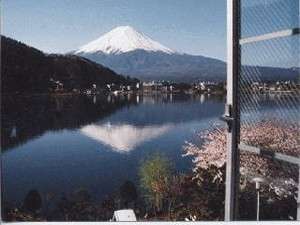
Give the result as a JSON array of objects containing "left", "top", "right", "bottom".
[{"left": 1, "top": 93, "right": 226, "bottom": 206}]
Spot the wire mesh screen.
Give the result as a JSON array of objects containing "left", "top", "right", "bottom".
[
  {"left": 240, "top": 35, "right": 300, "bottom": 147},
  {"left": 238, "top": 0, "right": 300, "bottom": 220},
  {"left": 241, "top": 0, "right": 299, "bottom": 38}
]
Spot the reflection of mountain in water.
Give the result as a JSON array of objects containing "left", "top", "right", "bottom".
[
  {"left": 81, "top": 123, "right": 173, "bottom": 153},
  {"left": 1, "top": 93, "right": 224, "bottom": 151},
  {"left": 79, "top": 94, "right": 225, "bottom": 152}
]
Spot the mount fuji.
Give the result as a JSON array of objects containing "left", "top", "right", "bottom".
[
  {"left": 73, "top": 26, "right": 226, "bottom": 82},
  {"left": 72, "top": 26, "right": 298, "bottom": 82},
  {"left": 75, "top": 26, "right": 175, "bottom": 55}
]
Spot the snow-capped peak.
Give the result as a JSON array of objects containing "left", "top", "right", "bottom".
[{"left": 75, "top": 26, "right": 175, "bottom": 55}]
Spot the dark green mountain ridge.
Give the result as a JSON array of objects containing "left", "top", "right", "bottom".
[{"left": 1, "top": 36, "right": 132, "bottom": 94}]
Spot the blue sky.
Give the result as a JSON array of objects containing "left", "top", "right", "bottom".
[{"left": 3, "top": 0, "right": 226, "bottom": 60}]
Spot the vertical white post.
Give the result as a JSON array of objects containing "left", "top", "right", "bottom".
[{"left": 225, "top": 0, "right": 240, "bottom": 221}]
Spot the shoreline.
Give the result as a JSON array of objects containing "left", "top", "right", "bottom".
[{"left": 1, "top": 91, "right": 227, "bottom": 99}]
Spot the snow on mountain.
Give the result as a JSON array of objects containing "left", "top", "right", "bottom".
[
  {"left": 73, "top": 25, "right": 228, "bottom": 82},
  {"left": 75, "top": 26, "right": 175, "bottom": 55}
]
